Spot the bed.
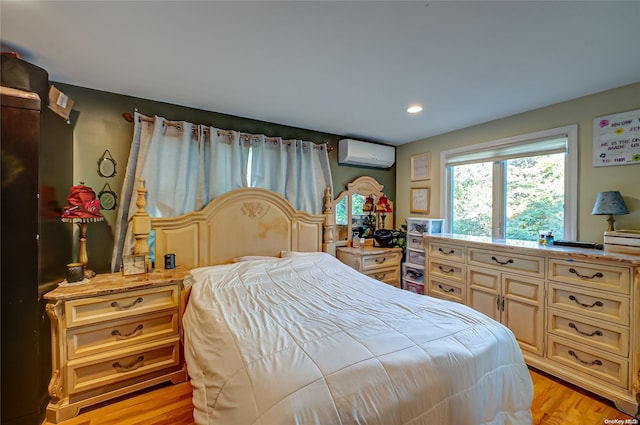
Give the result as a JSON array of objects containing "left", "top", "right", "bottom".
[{"left": 149, "top": 187, "right": 533, "bottom": 425}]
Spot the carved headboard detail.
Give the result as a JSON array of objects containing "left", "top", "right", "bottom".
[{"left": 148, "top": 187, "right": 334, "bottom": 268}]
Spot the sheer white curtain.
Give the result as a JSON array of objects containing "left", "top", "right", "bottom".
[
  {"left": 110, "top": 113, "right": 249, "bottom": 272},
  {"left": 111, "top": 113, "right": 333, "bottom": 271},
  {"left": 249, "top": 136, "right": 332, "bottom": 214}
]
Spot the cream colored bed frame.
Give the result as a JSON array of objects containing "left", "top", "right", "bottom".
[{"left": 145, "top": 184, "right": 336, "bottom": 268}]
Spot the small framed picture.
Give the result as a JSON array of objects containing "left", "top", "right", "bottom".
[
  {"left": 411, "top": 152, "right": 431, "bottom": 181},
  {"left": 122, "top": 254, "right": 147, "bottom": 276},
  {"left": 410, "top": 187, "right": 430, "bottom": 214}
]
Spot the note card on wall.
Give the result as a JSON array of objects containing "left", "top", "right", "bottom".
[{"left": 592, "top": 108, "right": 640, "bottom": 167}]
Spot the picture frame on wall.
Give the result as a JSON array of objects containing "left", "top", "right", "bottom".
[
  {"left": 410, "top": 152, "right": 431, "bottom": 181},
  {"left": 410, "top": 187, "right": 430, "bottom": 214}
]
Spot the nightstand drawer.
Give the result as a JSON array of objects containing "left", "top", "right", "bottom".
[
  {"left": 428, "top": 277, "right": 465, "bottom": 304},
  {"left": 548, "top": 259, "right": 630, "bottom": 295},
  {"left": 65, "top": 285, "right": 180, "bottom": 328},
  {"left": 427, "top": 241, "right": 465, "bottom": 263},
  {"left": 66, "top": 338, "right": 181, "bottom": 395},
  {"left": 547, "top": 308, "right": 629, "bottom": 357},
  {"left": 361, "top": 252, "right": 401, "bottom": 272},
  {"left": 66, "top": 311, "right": 180, "bottom": 360},
  {"left": 365, "top": 267, "right": 400, "bottom": 286},
  {"left": 468, "top": 248, "right": 544, "bottom": 277},
  {"left": 547, "top": 335, "right": 628, "bottom": 389},
  {"left": 548, "top": 283, "right": 629, "bottom": 325},
  {"left": 428, "top": 259, "right": 465, "bottom": 283}
]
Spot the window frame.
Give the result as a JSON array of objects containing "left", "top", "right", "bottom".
[{"left": 440, "top": 125, "right": 578, "bottom": 240}]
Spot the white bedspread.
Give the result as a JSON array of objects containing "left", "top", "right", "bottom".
[{"left": 184, "top": 252, "right": 533, "bottom": 425}]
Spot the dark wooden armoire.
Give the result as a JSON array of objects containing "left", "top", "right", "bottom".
[{"left": 1, "top": 76, "right": 73, "bottom": 423}]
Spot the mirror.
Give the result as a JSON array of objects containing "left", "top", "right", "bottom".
[{"left": 334, "top": 176, "right": 394, "bottom": 247}]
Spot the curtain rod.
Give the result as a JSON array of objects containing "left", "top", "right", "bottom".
[{"left": 122, "top": 112, "right": 334, "bottom": 152}]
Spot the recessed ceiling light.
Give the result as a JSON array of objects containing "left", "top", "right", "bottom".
[{"left": 407, "top": 105, "right": 423, "bottom": 114}]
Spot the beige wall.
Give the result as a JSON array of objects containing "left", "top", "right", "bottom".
[
  {"left": 396, "top": 82, "right": 640, "bottom": 243},
  {"left": 54, "top": 83, "right": 395, "bottom": 273}
]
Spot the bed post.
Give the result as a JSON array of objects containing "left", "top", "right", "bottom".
[
  {"left": 323, "top": 186, "right": 336, "bottom": 256},
  {"left": 132, "top": 178, "right": 152, "bottom": 270}
]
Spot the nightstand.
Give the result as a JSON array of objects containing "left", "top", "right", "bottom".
[
  {"left": 43, "top": 267, "right": 190, "bottom": 423},
  {"left": 337, "top": 246, "right": 402, "bottom": 288}
]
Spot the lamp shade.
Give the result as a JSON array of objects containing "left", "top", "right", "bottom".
[
  {"left": 591, "top": 191, "right": 629, "bottom": 216},
  {"left": 362, "top": 194, "right": 375, "bottom": 212},
  {"left": 375, "top": 194, "right": 392, "bottom": 212},
  {"left": 61, "top": 182, "right": 104, "bottom": 222}
]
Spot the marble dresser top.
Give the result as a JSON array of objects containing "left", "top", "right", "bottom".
[
  {"left": 44, "top": 266, "right": 192, "bottom": 301},
  {"left": 424, "top": 233, "right": 640, "bottom": 266}
]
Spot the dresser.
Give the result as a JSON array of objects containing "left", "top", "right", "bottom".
[
  {"left": 43, "top": 268, "right": 190, "bottom": 423},
  {"left": 423, "top": 234, "right": 640, "bottom": 416},
  {"left": 337, "top": 246, "right": 402, "bottom": 288}
]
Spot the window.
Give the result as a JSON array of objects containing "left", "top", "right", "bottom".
[{"left": 442, "top": 125, "right": 577, "bottom": 241}]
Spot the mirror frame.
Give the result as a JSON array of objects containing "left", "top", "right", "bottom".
[{"left": 334, "top": 176, "right": 394, "bottom": 247}]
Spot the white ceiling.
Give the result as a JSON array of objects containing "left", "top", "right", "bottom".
[{"left": 2, "top": 1, "right": 639, "bottom": 146}]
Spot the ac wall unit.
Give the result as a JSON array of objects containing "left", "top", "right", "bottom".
[{"left": 338, "top": 139, "right": 395, "bottom": 168}]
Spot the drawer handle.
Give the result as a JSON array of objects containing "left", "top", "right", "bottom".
[
  {"left": 568, "top": 322, "right": 603, "bottom": 337},
  {"left": 438, "top": 284, "right": 454, "bottom": 293},
  {"left": 568, "top": 268, "right": 604, "bottom": 280},
  {"left": 412, "top": 238, "right": 421, "bottom": 244},
  {"left": 112, "top": 355, "right": 144, "bottom": 372},
  {"left": 374, "top": 257, "right": 387, "bottom": 264},
  {"left": 374, "top": 272, "right": 387, "bottom": 280},
  {"left": 491, "top": 256, "right": 514, "bottom": 265},
  {"left": 438, "top": 248, "right": 455, "bottom": 255},
  {"left": 112, "top": 324, "right": 144, "bottom": 339},
  {"left": 438, "top": 266, "right": 455, "bottom": 274},
  {"left": 111, "top": 297, "right": 143, "bottom": 310},
  {"left": 568, "top": 295, "right": 603, "bottom": 308},
  {"left": 568, "top": 350, "right": 602, "bottom": 367}
]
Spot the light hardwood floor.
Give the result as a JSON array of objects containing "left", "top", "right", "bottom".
[{"left": 43, "top": 368, "right": 635, "bottom": 425}]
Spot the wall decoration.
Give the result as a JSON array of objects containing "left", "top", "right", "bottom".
[
  {"left": 593, "top": 108, "right": 640, "bottom": 167},
  {"left": 98, "top": 183, "right": 117, "bottom": 211},
  {"left": 410, "top": 187, "right": 430, "bottom": 214},
  {"left": 97, "top": 149, "right": 117, "bottom": 177},
  {"left": 411, "top": 152, "right": 431, "bottom": 181}
]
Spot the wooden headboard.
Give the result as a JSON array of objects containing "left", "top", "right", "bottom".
[{"left": 148, "top": 186, "right": 335, "bottom": 268}]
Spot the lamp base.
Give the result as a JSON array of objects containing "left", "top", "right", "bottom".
[{"left": 606, "top": 214, "right": 616, "bottom": 232}]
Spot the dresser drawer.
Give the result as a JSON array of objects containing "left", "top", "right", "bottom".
[
  {"left": 547, "top": 335, "right": 628, "bottom": 389},
  {"left": 361, "top": 252, "right": 401, "bottom": 272},
  {"left": 428, "top": 277, "right": 465, "bottom": 304},
  {"left": 468, "top": 248, "right": 544, "bottom": 277},
  {"left": 548, "top": 283, "right": 629, "bottom": 325},
  {"left": 406, "top": 248, "right": 425, "bottom": 266},
  {"left": 66, "top": 311, "right": 180, "bottom": 360},
  {"left": 548, "top": 259, "right": 631, "bottom": 295},
  {"left": 64, "top": 285, "right": 180, "bottom": 328},
  {"left": 427, "top": 241, "right": 465, "bottom": 263},
  {"left": 407, "top": 234, "right": 425, "bottom": 251},
  {"left": 429, "top": 259, "right": 465, "bottom": 283},
  {"left": 365, "top": 267, "right": 400, "bottom": 287},
  {"left": 547, "top": 308, "right": 629, "bottom": 357},
  {"left": 66, "top": 338, "right": 181, "bottom": 395}
]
